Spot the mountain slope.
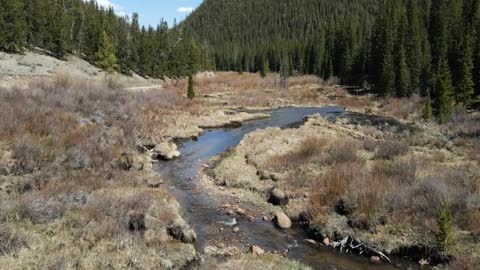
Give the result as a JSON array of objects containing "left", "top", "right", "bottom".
[{"left": 183, "top": 0, "right": 380, "bottom": 79}]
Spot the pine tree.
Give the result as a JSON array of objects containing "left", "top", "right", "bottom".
[
  {"left": 378, "top": 49, "right": 396, "bottom": 97},
  {"left": 405, "top": 0, "right": 422, "bottom": 94},
  {"left": 128, "top": 13, "right": 141, "bottom": 73},
  {"left": 187, "top": 74, "right": 195, "bottom": 99},
  {"left": 433, "top": 59, "right": 454, "bottom": 124},
  {"left": 95, "top": 31, "right": 118, "bottom": 74},
  {"left": 455, "top": 30, "right": 475, "bottom": 105},
  {"left": 48, "top": 0, "right": 69, "bottom": 58},
  {"left": 429, "top": 0, "right": 449, "bottom": 71},
  {"left": 423, "top": 93, "right": 433, "bottom": 120},
  {"left": 395, "top": 14, "right": 411, "bottom": 97},
  {"left": 0, "top": 0, "right": 27, "bottom": 52},
  {"left": 436, "top": 201, "right": 454, "bottom": 252},
  {"left": 260, "top": 57, "right": 269, "bottom": 78}
]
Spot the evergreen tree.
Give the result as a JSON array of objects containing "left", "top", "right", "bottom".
[
  {"left": 433, "top": 59, "right": 454, "bottom": 123},
  {"left": 48, "top": 0, "right": 69, "bottom": 58},
  {"left": 405, "top": 0, "right": 422, "bottom": 94},
  {"left": 423, "top": 93, "right": 433, "bottom": 120},
  {"left": 187, "top": 74, "right": 195, "bottom": 99},
  {"left": 0, "top": 0, "right": 27, "bottom": 52},
  {"left": 260, "top": 57, "right": 269, "bottom": 78},
  {"left": 395, "top": 13, "right": 411, "bottom": 97},
  {"left": 455, "top": 30, "right": 475, "bottom": 105},
  {"left": 378, "top": 48, "right": 396, "bottom": 96},
  {"left": 128, "top": 13, "right": 141, "bottom": 73},
  {"left": 429, "top": 0, "right": 449, "bottom": 71},
  {"left": 436, "top": 201, "right": 454, "bottom": 252},
  {"left": 95, "top": 31, "right": 118, "bottom": 74}
]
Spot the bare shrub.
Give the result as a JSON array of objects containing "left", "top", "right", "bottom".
[
  {"left": 0, "top": 224, "right": 27, "bottom": 255},
  {"left": 380, "top": 95, "right": 423, "bottom": 120},
  {"left": 266, "top": 137, "right": 328, "bottom": 169},
  {"left": 375, "top": 140, "right": 409, "bottom": 160},
  {"left": 449, "top": 254, "right": 480, "bottom": 270},
  {"left": 310, "top": 161, "right": 365, "bottom": 213},
  {"left": 14, "top": 194, "right": 66, "bottom": 224},
  {"left": 53, "top": 73, "right": 73, "bottom": 89},
  {"left": 458, "top": 210, "right": 480, "bottom": 233},
  {"left": 373, "top": 157, "right": 417, "bottom": 185},
  {"left": 362, "top": 138, "right": 377, "bottom": 152},
  {"left": 105, "top": 76, "right": 124, "bottom": 90},
  {"left": 81, "top": 192, "right": 153, "bottom": 240},
  {"left": 324, "top": 140, "right": 359, "bottom": 164},
  {"left": 12, "top": 135, "right": 47, "bottom": 173}
]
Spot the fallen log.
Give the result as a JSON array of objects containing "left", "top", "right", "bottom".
[{"left": 331, "top": 235, "right": 391, "bottom": 263}]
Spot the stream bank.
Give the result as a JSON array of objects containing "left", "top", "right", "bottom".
[{"left": 154, "top": 107, "right": 425, "bottom": 270}]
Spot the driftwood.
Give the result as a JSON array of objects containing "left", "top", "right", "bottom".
[{"left": 331, "top": 235, "right": 391, "bottom": 263}]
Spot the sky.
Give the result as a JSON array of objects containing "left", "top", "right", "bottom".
[{"left": 94, "top": 0, "right": 203, "bottom": 27}]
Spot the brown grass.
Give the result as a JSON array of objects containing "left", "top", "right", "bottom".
[
  {"left": 324, "top": 139, "right": 359, "bottom": 165},
  {"left": 0, "top": 224, "right": 27, "bottom": 256},
  {"left": 266, "top": 136, "right": 329, "bottom": 170},
  {"left": 375, "top": 140, "right": 409, "bottom": 160},
  {"left": 380, "top": 95, "right": 423, "bottom": 120}
]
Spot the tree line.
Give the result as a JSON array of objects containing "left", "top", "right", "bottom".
[
  {"left": 184, "top": 0, "right": 480, "bottom": 122},
  {"left": 0, "top": 0, "right": 211, "bottom": 78}
]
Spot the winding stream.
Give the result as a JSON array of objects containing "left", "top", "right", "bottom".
[{"left": 155, "top": 107, "right": 419, "bottom": 270}]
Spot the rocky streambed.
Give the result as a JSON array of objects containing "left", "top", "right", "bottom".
[{"left": 154, "top": 107, "right": 424, "bottom": 270}]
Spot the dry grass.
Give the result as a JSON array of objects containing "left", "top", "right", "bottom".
[
  {"left": 0, "top": 75, "right": 202, "bottom": 268},
  {"left": 324, "top": 139, "right": 359, "bottom": 165},
  {"left": 0, "top": 224, "right": 27, "bottom": 256},
  {"left": 380, "top": 95, "right": 423, "bottom": 120},
  {"left": 375, "top": 140, "right": 409, "bottom": 160}
]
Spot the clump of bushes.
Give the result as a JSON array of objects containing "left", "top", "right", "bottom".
[{"left": 375, "top": 140, "right": 409, "bottom": 160}]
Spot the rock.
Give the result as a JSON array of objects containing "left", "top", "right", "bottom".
[
  {"left": 273, "top": 211, "right": 292, "bottom": 229},
  {"left": 233, "top": 227, "right": 240, "bottom": 233},
  {"left": 246, "top": 215, "right": 255, "bottom": 222},
  {"left": 128, "top": 211, "right": 146, "bottom": 231},
  {"left": 262, "top": 216, "right": 269, "bottom": 221},
  {"left": 159, "top": 259, "right": 174, "bottom": 270},
  {"left": 418, "top": 259, "right": 429, "bottom": 266},
  {"left": 268, "top": 188, "right": 289, "bottom": 206},
  {"left": 304, "top": 239, "right": 317, "bottom": 245},
  {"left": 167, "top": 223, "right": 196, "bottom": 243},
  {"left": 323, "top": 238, "right": 330, "bottom": 246},
  {"left": 370, "top": 256, "right": 381, "bottom": 264},
  {"left": 146, "top": 176, "right": 163, "bottom": 188},
  {"left": 226, "top": 209, "right": 235, "bottom": 215},
  {"left": 250, "top": 245, "right": 265, "bottom": 255},
  {"left": 152, "top": 142, "right": 181, "bottom": 160},
  {"left": 235, "top": 207, "right": 246, "bottom": 215}
]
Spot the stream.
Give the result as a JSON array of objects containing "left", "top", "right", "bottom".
[{"left": 155, "top": 107, "right": 419, "bottom": 270}]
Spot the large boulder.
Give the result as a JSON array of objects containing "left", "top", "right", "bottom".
[
  {"left": 250, "top": 245, "right": 265, "bottom": 255},
  {"left": 151, "top": 142, "right": 181, "bottom": 160},
  {"left": 273, "top": 211, "right": 292, "bottom": 229}
]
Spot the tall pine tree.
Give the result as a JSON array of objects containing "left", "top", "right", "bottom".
[
  {"left": 455, "top": 30, "right": 475, "bottom": 105},
  {"left": 433, "top": 59, "right": 454, "bottom": 123},
  {"left": 0, "top": 0, "right": 26, "bottom": 52},
  {"left": 95, "top": 31, "right": 118, "bottom": 74}
]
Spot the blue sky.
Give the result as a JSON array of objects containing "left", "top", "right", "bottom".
[{"left": 95, "top": 0, "right": 203, "bottom": 27}]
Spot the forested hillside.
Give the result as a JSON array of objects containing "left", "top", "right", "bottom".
[
  {"left": 184, "top": 0, "right": 480, "bottom": 122},
  {"left": 0, "top": 0, "right": 211, "bottom": 78}
]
